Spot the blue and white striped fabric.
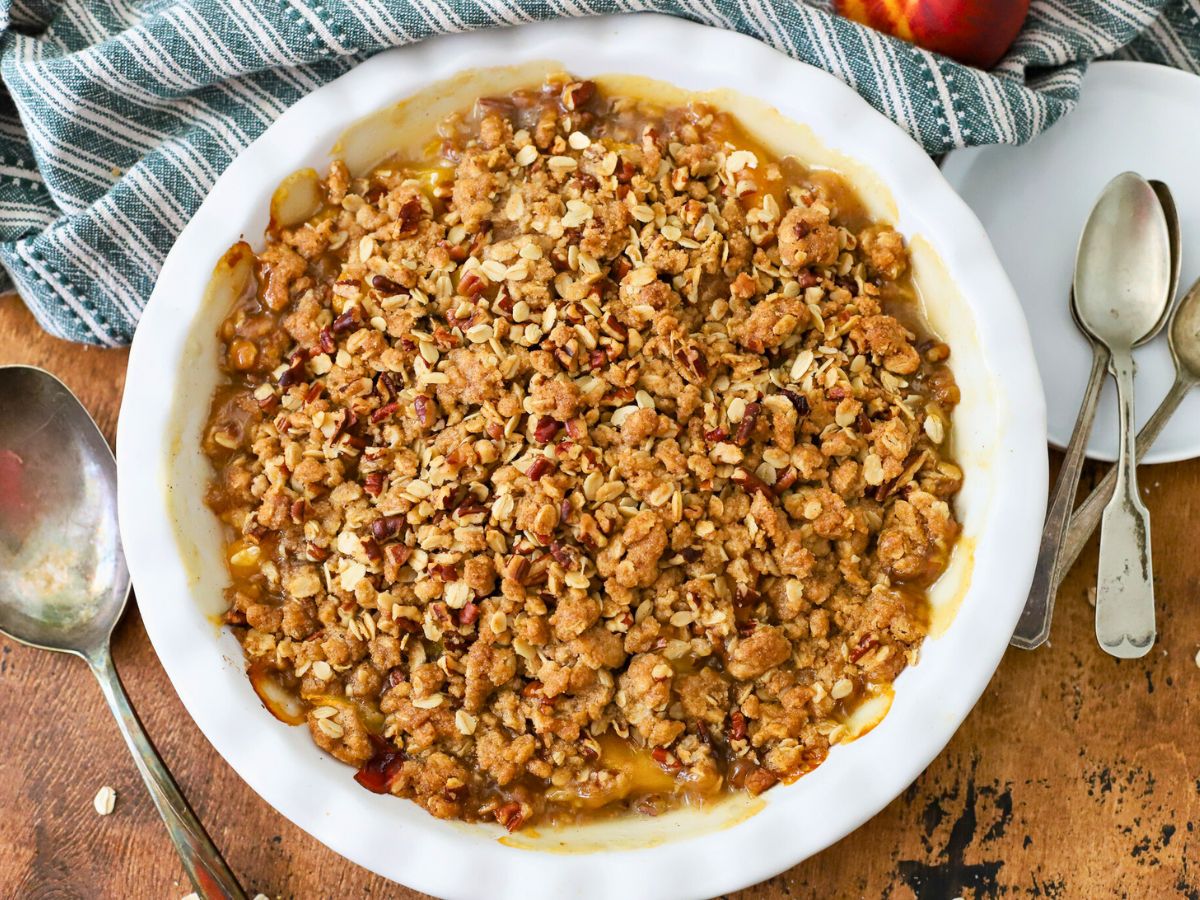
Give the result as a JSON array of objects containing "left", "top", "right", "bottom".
[{"left": 0, "top": 0, "right": 1196, "bottom": 346}]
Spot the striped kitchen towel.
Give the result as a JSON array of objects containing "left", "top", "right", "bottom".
[{"left": 0, "top": 1, "right": 1197, "bottom": 346}]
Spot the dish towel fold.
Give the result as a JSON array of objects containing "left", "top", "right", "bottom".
[{"left": 0, "top": 0, "right": 1196, "bottom": 346}]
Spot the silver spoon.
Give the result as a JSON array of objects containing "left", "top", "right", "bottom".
[
  {"left": 1011, "top": 178, "right": 1178, "bottom": 651},
  {"left": 1073, "top": 174, "right": 1173, "bottom": 658},
  {"left": 0, "top": 365, "right": 246, "bottom": 899},
  {"left": 1056, "top": 274, "right": 1200, "bottom": 581}
]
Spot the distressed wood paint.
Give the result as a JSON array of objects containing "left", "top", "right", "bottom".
[{"left": 0, "top": 292, "right": 1195, "bottom": 898}]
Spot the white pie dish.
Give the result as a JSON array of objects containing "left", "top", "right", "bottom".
[{"left": 116, "top": 13, "right": 1046, "bottom": 900}]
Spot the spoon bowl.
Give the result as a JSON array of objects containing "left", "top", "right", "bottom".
[
  {"left": 0, "top": 366, "right": 128, "bottom": 655},
  {"left": 1168, "top": 277, "right": 1200, "bottom": 376},
  {"left": 1147, "top": 180, "right": 1182, "bottom": 342},
  {"left": 1072, "top": 172, "right": 1173, "bottom": 348}
]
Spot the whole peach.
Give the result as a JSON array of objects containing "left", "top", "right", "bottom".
[{"left": 834, "top": 0, "right": 1030, "bottom": 69}]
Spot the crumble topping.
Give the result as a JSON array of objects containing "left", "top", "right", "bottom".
[{"left": 203, "top": 75, "right": 962, "bottom": 830}]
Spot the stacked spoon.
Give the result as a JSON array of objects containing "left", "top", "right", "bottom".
[{"left": 1013, "top": 173, "right": 1185, "bottom": 657}]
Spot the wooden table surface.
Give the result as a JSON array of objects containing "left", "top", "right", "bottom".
[{"left": 2, "top": 289, "right": 1197, "bottom": 900}]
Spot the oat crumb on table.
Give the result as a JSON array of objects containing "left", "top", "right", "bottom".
[
  {"left": 92, "top": 785, "right": 116, "bottom": 816},
  {"left": 201, "top": 74, "right": 963, "bottom": 831}
]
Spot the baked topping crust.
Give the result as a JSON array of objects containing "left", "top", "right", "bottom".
[{"left": 203, "top": 75, "right": 962, "bottom": 829}]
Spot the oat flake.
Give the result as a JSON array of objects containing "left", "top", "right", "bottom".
[{"left": 93, "top": 785, "right": 116, "bottom": 816}]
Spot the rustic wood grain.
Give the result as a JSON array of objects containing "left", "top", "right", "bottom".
[{"left": 1, "top": 289, "right": 1196, "bottom": 899}]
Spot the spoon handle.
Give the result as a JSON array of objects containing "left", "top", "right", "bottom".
[
  {"left": 87, "top": 648, "right": 247, "bottom": 900},
  {"left": 1011, "top": 342, "right": 1109, "bottom": 650},
  {"left": 1056, "top": 374, "right": 1193, "bottom": 583},
  {"left": 1095, "top": 352, "right": 1156, "bottom": 658}
]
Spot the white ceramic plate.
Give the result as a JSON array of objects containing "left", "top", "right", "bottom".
[
  {"left": 943, "top": 61, "right": 1200, "bottom": 463},
  {"left": 117, "top": 14, "right": 1046, "bottom": 900}
]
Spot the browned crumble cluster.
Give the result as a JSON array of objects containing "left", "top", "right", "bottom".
[{"left": 202, "top": 75, "right": 962, "bottom": 831}]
